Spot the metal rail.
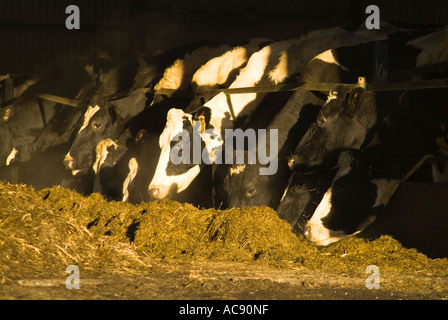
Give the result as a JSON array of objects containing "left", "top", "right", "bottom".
[
  {"left": 134, "top": 77, "right": 448, "bottom": 98},
  {"left": 35, "top": 93, "right": 81, "bottom": 108}
]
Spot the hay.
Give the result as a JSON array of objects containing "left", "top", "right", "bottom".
[
  {"left": 2, "top": 181, "right": 448, "bottom": 288},
  {"left": 37, "top": 185, "right": 314, "bottom": 263},
  {"left": 0, "top": 183, "right": 149, "bottom": 284}
]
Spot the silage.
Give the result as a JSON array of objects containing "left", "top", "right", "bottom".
[
  {"left": 0, "top": 183, "right": 149, "bottom": 283},
  {"left": 2, "top": 181, "right": 448, "bottom": 286},
  {"left": 37, "top": 185, "right": 316, "bottom": 263}
]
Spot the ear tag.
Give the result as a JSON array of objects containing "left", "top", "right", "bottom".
[{"left": 198, "top": 115, "right": 206, "bottom": 134}]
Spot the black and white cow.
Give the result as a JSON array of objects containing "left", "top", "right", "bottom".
[
  {"left": 304, "top": 87, "right": 448, "bottom": 246},
  {"left": 63, "top": 43, "right": 233, "bottom": 178},
  {"left": 147, "top": 38, "right": 313, "bottom": 200},
  {"left": 212, "top": 27, "right": 392, "bottom": 210},
  {"left": 0, "top": 59, "right": 97, "bottom": 171},
  {"left": 288, "top": 28, "right": 448, "bottom": 172},
  {"left": 91, "top": 41, "right": 265, "bottom": 204},
  {"left": 212, "top": 89, "right": 323, "bottom": 209},
  {"left": 279, "top": 27, "right": 448, "bottom": 233},
  {"left": 0, "top": 60, "right": 103, "bottom": 192}
]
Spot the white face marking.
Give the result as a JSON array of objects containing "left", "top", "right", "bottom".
[
  {"left": 149, "top": 165, "right": 201, "bottom": 198},
  {"left": 122, "top": 157, "right": 139, "bottom": 202},
  {"left": 6, "top": 148, "right": 18, "bottom": 166},
  {"left": 305, "top": 159, "right": 355, "bottom": 246},
  {"left": 78, "top": 105, "right": 100, "bottom": 134},
  {"left": 325, "top": 90, "right": 339, "bottom": 104},
  {"left": 371, "top": 179, "right": 400, "bottom": 208},
  {"left": 150, "top": 109, "right": 201, "bottom": 197},
  {"left": 305, "top": 189, "right": 341, "bottom": 246},
  {"left": 92, "top": 139, "right": 118, "bottom": 174},
  {"left": 229, "top": 164, "right": 246, "bottom": 176},
  {"left": 305, "top": 187, "right": 357, "bottom": 246}
]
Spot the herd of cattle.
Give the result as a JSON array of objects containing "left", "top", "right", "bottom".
[{"left": 1, "top": 25, "right": 448, "bottom": 246}]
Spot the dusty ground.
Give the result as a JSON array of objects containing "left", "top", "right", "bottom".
[
  {"left": 1, "top": 182, "right": 448, "bottom": 301},
  {"left": 2, "top": 260, "right": 448, "bottom": 301}
]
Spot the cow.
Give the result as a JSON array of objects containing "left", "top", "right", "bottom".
[
  {"left": 281, "top": 29, "right": 448, "bottom": 234},
  {"left": 211, "top": 27, "right": 392, "bottom": 210},
  {"left": 275, "top": 27, "right": 448, "bottom": 234},
  {"left": 147, "top": 38, "right": 311, "bottom": 200},
  {"left": 288, "top": 28, "right": 448, "bottom": 172},
  {"left": 0, "top": 58, "right": 97, "bottom": 172},
  {"left": 212, "top": 89, "right": 323, "bottom": 209},
  {"left": 275, "top": 168, "right": 337, "bottom": 234},
  {"left": 91, "top": 39, "right": 266, "bottom": 204},
  {"left": 304, "top": 87, "right": 448, "bottom": 246},
  {"left": 0, "top": 59, "right": 104, "bottom": 192},
  {"left": 63, "top": 43, "right": 233, "bottom": 178}
]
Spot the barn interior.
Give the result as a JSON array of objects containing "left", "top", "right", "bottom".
[
  {"left": 1, "top": 0, "right": 448, "bottom": 301},
  {"left": 2, "top": 0, "right": 448, "bottom": 75}
]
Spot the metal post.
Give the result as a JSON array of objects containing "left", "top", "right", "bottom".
[
  {"left": 1, "top": 77, "right": 14, "bottom": 104},
  {"left": 374, "top": 40, "right": 389, "bottom": 84}
]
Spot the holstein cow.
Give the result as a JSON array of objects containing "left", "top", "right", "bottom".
[
  {"left": 148, "top": 39, "right": 308, "bottom": 200},
  {"left": 0, "top": 60, "right": 97, "bottom": 171},
  {"left": 212, "top": 89, "right": 323, "bottom": 209},
  {"left": 213, "top": 27, "right": 392, "bottom": 210},
  {"left": 304, "top": 88, "right": 448, "bottom": 246},
  {"left": 278, "top": 28, "right": 448, "bottom": 231},
  {"left": 0, "top": 51, "right": 118, "bottom": 173},
  {"left": 93, "top": 40, "right": 267, "bottom": 204},
  {"left": 0, "top": 61, "right": 102, "bottom": 192},
  {"left": 288, "top": 28, "right": 448, "bottom": 172},
  {"left": 64, "top": 43, "right": 233, "bottom": 178}
]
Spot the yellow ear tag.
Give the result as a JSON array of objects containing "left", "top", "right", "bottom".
[{"left": 198, "top": 115, "right": 206, "bottom": 134}]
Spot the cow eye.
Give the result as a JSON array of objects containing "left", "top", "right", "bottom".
[
  {"left": 245, "top": 187, "right": 257, "bottom": 198},
  {"left": 91, "top": 121, "right": 102, "bottom": 131},
  {"left": 317, "top": 115, "right": 327, "bottom": 126}
]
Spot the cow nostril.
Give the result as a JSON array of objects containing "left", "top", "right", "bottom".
[
  {"left": 288, "top": 155, "right": 301, "bottom": 170},
  {"left": 149, "top": 186, "right": 159, "bottom": 197},
  {"left": 64, "top": 159, "right": 75, "bottom": 170},
  {"left": 303, "top": 225, "right": 311, "bottom": 239},
  {"left": 63, "top": 154, "right": 77, "bottom": 170}
]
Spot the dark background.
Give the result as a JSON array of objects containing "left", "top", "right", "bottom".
[{"left": 0, "top": 0, "right": 447, "bottom": 75}]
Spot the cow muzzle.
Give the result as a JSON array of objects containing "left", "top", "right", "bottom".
[
  {"left": 64, "top": 153, "right": 76, "bottom": 170},
  {"left": 288, "top": 155, "right": 304, "bottom": 171},
  {"left": 63, "top": 153, "right": 83, "bottom": 175},
  {"left": 148, "top": 185, "right": 170, "bottom": 199}
]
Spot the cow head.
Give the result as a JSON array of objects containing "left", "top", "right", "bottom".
[
  {"left": 303, "top": 151, "right": 382, "bottom": 246},
  {"left": 64, "top": 92, "right": 147, "bottom": 176},
  {"left": 148, "top": 106, "right": 222, "bottom": 199},
  {"left": 276, "top": 167, "right": 337, "bottom": 232},
  {"left": 213, "top": 150, "right": 274, "bottom": 209},
  {"left": 149, "top": 108, "right": 199, "bottom": 199},
  {"left": 288, "top": 86, "right": 376, "bottom": 172}
]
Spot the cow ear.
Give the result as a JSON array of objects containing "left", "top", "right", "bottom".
[
  {"left": 109, "top": 91, "right": 147, "bottom": 121},
  {"left": 108, "top": 105, "right": 119, "bottom": 125},
  {"left": 345, "top": 87, "right": 365, "bottom": 116}
]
